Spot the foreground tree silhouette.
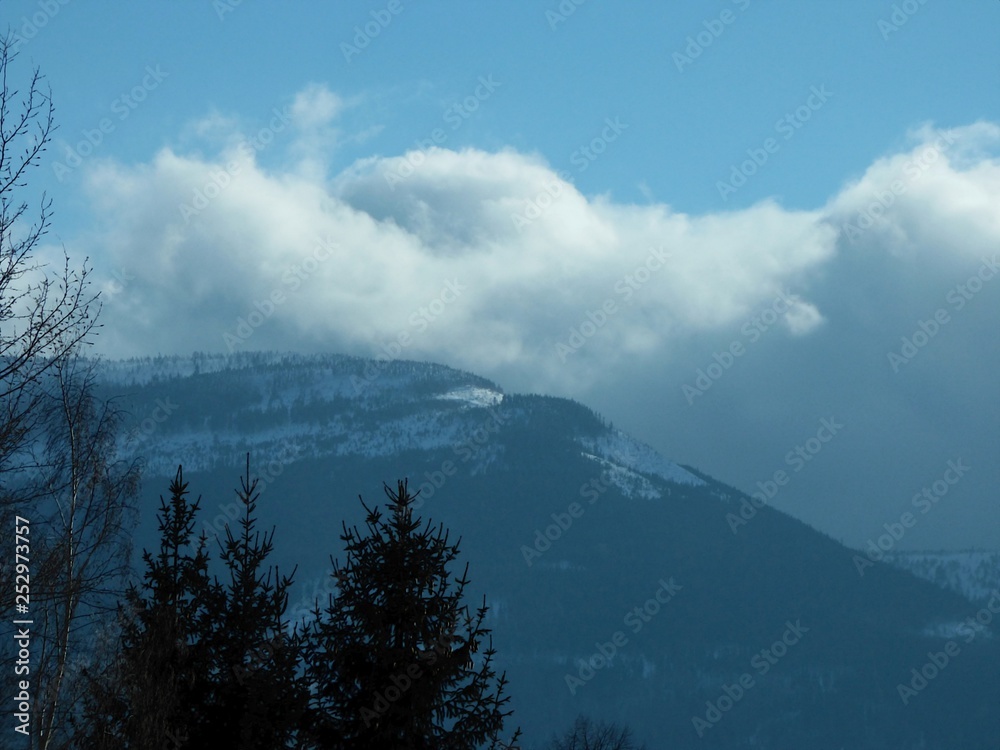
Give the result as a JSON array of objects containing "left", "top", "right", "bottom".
[
  {"left": 77, "top": 467, "right": 212, "bottom": 748},
  {"left": 199, "top": 456, "right": 308, "bottom": 748},
  {"left": 78, "top": 460, "right": 308, "bottom": 749},
  {"left": 300, "top": 480, "right": 520, "bottom": 750}
]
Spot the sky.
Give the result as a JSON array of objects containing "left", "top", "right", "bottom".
[{"left": 5, "top": 0, "right": 999, "bottom": 550}]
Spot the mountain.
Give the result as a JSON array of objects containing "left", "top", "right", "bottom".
[{"left": 95, "top": 351, "right": 1000, "bottom": 749}]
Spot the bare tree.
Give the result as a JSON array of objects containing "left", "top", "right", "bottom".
[
  {"left": 26, "top": 355, "right": 139, "bottom": 750},
  {"left": 0, "top": 32, "right": 128, "bottom": 750},
  {"left": 547, "top": 716, "right": 646, "bottom": 750},
  {"left": 0, "top": 31, "right": 100, "bottom": 481}
]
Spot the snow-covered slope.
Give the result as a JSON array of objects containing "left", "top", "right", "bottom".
[
  {"left": 577, "top": 429, "right": 704, "bottom": 490},
  {"left": 883, "top": 550, "right": 1000, "bottom": 604},
  {"left": 96, "top": 352, "right": 698, "bottom": 498},
  {"left": 95, "top": 352, "right": 704, "bottom": 499}
]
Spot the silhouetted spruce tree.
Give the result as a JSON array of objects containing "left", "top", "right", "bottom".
[
  {"left": 300, "top": 480, "right": 520, "bottom": 750},
  {"left": 76, "top": 466, "right": 212, "bottom": 749},
  {"left": 198, "top": 455, "right": 308, "bottom": 749}
]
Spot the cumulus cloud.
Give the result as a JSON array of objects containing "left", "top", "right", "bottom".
[
  {"left": 84, "top": 113, "right": 999, "bottom": 390},
  {"left": 77, "top": 96, "right": 1000, "bottom": 383},
  {"left": 825, "top": 122, "right": 1000, "bottom": 263},
  {"left": 78, "top": 92, "right": 907, "bottom": 389},
  {"left": 291, "top": 83, "right": 343, "bottom": 130}
]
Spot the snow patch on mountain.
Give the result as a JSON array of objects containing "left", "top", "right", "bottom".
[
  {"left": 884, "top": 550, "right": 1000, "bottom": 604},
  {"left": 97, "top": 351, "right": 290, "bottom": 384},
  {"left": 577, "top": 430, "right": 705, "bottom": 487},
  {"left": 582, "top": 453, "right": 663, "bottom": 499},
  {"left": 97, "top": 352, "right": 500, "bottom": 399},
  {"left": 129, "top": 396, "right": 509, "bottom": 477},
  {"left": 335, "top": 412, "right": 467, "bottom": 458},
  {"left": 134, "top": 426, "right": 317, "bottom": 476},
  {"left": 920, "top": 619, "right": 994, "bottom": 641},
  {"left": 435, "top": 386, "right": 504, "bottom": 408}
]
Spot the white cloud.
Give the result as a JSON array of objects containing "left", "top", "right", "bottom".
[
  {"left": 291, "top": 83, "right": 343, "bottom": 130},
  {"left": 784, "top": 300, "right": 824, "bottom": 336},
  {"left": 77, "top": 96, "right": 1000, "bottom": 400},
  {"left": 286, "top": 83, "right": 345, "bottom": 180},
  {"left": 825, "top": 121, "right": 1000, "bottom": 263}
]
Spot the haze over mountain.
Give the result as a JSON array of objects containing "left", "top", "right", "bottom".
[{"left": 94, "top": 351, "right": 1000, "bottom": 749}]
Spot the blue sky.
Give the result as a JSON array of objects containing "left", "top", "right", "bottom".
[
  {"left": 14, "top": 2, "right": 998, "bottom": 215},
  {"left": 6, "top": 0, "right": 999, "bottom": 550}
]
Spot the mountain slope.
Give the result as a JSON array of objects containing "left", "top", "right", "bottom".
[
  {"left": 884, "top": 550, "right": 1000, "bottom": 605},
  {"left": 95, "top": 352, "right": 1000, "bottom": 750}
]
